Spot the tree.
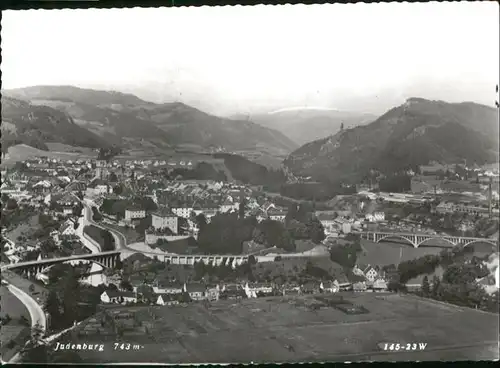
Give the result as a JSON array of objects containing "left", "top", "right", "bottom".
[
  {"left": 62, "top": 268, "right": 81, "bottom": 327},
  {"left": 1, "top": 192, "right": 10, "bottom": 205},
  {"left": 115, "top": 258, "right": 123, "bottom": 270},
  {"left": 113, "top": 184, "right": 123, "bottom": 195},
  {"left": 340, "top": 122, "right": 344, "bottom": 131},
  {"left": 442, "top": 264, "right": 475, "bottom": 285},
  {"left": 195, "top": 213, "right": 207, "bottom": 229},
  {"left": 238, "top": 197, "right": 247, "bottom": 219},
  {"left": 137, "top": 284, "right": 154, "bottom": 302},
  {"left": 108, "top": 283, "right": 118, "bottom": 291},
  {"left": 307, "top": 217, "right": 325, "bottom": 244},
  {"left": 21, "top": 343, "right": 49, "bottom": 363},
  {"left": 109, "top": 172, "right": 118, "bottom": 182},
  {"left": 286, "top": 219, "right": 308, "bottom": 239},
  {"left": 430, "top": 275, "right": 441, "bottom": 298},
  {"left": 6, "top": 198, "right": 18, "bottom": 210},
  {"left": 30, "top": 322, "right": 45, "bottom": 344},
  {"left": 29, "top": 284, "right": 35, "bottom": 293},
  {"left": 119, "top": 280, "right": 133, "bottom": 292},
  {"left": 48, "top": 264, "right": 71, "bottom": 285},
  {"left": 194, "top": 261, "right": 206, "bottom": 281},
  {"left": 252, "top": 227, "right": 266, "bottom": 244},
  {"left": 421, "top": 276, "right": 430, "bottom": 296}
]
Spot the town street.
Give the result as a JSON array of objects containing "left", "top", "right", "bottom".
[{"left": 74, "top": 198, "right": 105, "bottom": 286}]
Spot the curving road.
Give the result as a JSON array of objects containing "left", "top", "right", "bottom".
[
  {"left": 3, "top": 281, "right": 47, "bottom": 364},
  {"left": 78, "top": 195, "right": 284, "bottom": 262},
  {"left": 64, "top": 195, "right": 105, "bottom": 286},
  {"left": 5, "top": 283, "right": 46, "bottom": 332}
]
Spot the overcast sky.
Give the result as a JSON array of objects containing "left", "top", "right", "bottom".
[{"left": 2, "top": 3, "right": 498, "bottom": 116}]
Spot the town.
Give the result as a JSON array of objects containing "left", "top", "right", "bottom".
[
  {"left": 1, "top": 152, "right": 499, "bottom": 362},
  {"left": 1, "top": 2, "right": 499, "bottom": 364}
]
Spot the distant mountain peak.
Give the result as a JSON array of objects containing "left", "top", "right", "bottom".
[
  {"left": 284, "top": 98, "right": 499, "bottom": 184},
  {"left": 1, "top": 85, "right": 297, "bottom": 157},
  {"left": 268, "top": 106, "right": 339, "bottom": 115}
]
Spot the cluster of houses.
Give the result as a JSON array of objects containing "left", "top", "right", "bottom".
[
  {"left": 100, "top": 262, "right": 391, "bottom": 307},
  {"left": 87, "top": 168, "right": 300, "bottom": 244},
  {"left": 1, "top": 237, "right": 37, "bottom": 264},
  {"left": 100, "top": 281, "right": 240, "bottom": 306}
]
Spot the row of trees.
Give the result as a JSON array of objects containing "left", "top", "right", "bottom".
[
  {"left": 193, "top": 260, "right": 255, "bottom": 282},
  {"left": 395, "top": 245, "right": 480, "bottom": 285},
  {"left": 213, "top": 153, "right": 287, "bottom": 189},
  {"left": 279, "top": 182, "right": 357, "bottom": 201},
  {"left": 418, "top": 262, "right": 498, "bottom": 312},
  {"left": 0, "top": 201, "right": 34, "bottom": 230},
  {"left": 44, "top": 266, "right": 84, "bottom": 331},
  {"left": 196, "top": 203, "right": 326, "bottom": 254},
  {"left": 378, "top": 174, "right": 412, "bottom": 193},
  {"left": 197, "top": 212, "right": 257, "bottom": 254},
  {"left": 388, "top": 245, "right": 499, "bottom": 314},
  {"left": 169, "top": 162, "right": 227, "bottom": 182},
  {"left": 329, "top": 239, "right": 362, "bottom": 269}
]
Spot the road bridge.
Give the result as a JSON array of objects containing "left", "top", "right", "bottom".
[
  {"left": 1, "top": 251, "right": 121, "bottom": 278},
  {"left": 352, "top": 231, "right": 498, "bottom": 249}
]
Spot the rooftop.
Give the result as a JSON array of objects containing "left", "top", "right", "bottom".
[{"left": 152, "top": 207, "right": 176, "bottom": 218}]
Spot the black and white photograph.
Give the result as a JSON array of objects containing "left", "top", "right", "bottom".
[{"left": 0, "top": 2, "right": 499, "bottom": 364}]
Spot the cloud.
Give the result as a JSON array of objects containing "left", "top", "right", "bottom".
[{"left": 2, "top": 3, "right": 498, "bottom": 115}]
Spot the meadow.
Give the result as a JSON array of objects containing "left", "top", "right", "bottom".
[
  {"left": 55, "top": 293, "right": 499, "bottom": 363},
  {"left": 0, "top": 285, "right": 31, "bottom": 361}
]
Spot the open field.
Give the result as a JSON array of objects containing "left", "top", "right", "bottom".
[
  {"left": 0, "top": 285, "right": 32, "bottom": 362},
  {"left": 4, "top": 215, "right": 39, "bottom": 244},
  {"left": 1, "top": 270, "right": 49, "bottom": 305},
  {"left": 44, "top": 143, "right": 97, "bottom": 156},
  {"left": 0, "top": 286, "right": 30, "bottom": 340},
  {"left": 54, "top": 293, "right": 498, "bottom": 363},
  {"left": 1, "top": 144, "right": 97, "bottom": 167},
  {"left": 114, "top": 150, "right": 222, "bottom": 164}
]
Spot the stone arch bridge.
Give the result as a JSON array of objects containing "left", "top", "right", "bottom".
[{"left": 1, "top": 250, "right": 251, "bottom": 278}]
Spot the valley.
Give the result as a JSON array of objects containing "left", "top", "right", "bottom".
[{"left": 2, "top": 3, "right": 499, "bottom": 365}]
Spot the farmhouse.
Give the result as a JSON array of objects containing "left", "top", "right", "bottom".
[
  {"left": 320, "top": 280, "right": 340, "bottom": 293},
  {"left": 206, "top": 285, "right": 221, "bottom": 301},
  {"left": 153, "top": 281, "right": 184, "bottom": 295},
  {"left": 100, "top": 290, "right": 138, "bottom": 304},
  {"left": 184, "top": 283, "right": 207, "bottom": 301},
  {"left": 301, "top": 281, "right": 321, "bottom": 294},
  {"left": 155, "top": 293, "right": 180, "bottom": 306},
  {"left": 59, "top": 220, "right": 76, "bottom": 236},
  {"left": 363, "top": 265, "right": 380, "bottom": 283},
  {"left": 353, "top": 282, "right": 367, "bottom": 292},
  {"left": 371, "top": 279, "right": 388, "bottom": 292},
  {"left": 243, "top": 282, "right": 273, "bottom": 298}
]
